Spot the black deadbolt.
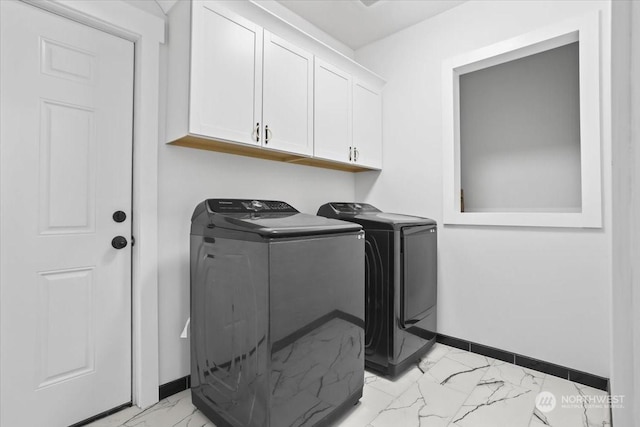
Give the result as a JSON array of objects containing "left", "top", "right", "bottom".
[
  {"left": 111, "top": 236, "right": 128, "bottom": 249},
  {"left": 113, "top": 211, "right": 126, "bottom": 223}
]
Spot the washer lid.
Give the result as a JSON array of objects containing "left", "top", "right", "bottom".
[{"left": 201, "top": 199, "right": 362, "bottom": 237}]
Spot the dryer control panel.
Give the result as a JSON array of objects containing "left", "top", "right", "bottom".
[{"left": 320, "top": 202, "right": 381, "bottom": 216}]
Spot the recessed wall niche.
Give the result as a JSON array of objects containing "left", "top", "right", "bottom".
[{"left": 442, "top": 13, "right": 602, "bottom": 228}]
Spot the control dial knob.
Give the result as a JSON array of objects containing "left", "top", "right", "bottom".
[{"left": 250, "top": 200, "right": 264, "bottom": 211}]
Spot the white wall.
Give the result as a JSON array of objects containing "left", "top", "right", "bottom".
[
  {"left": 355, "top": 0, "right": 612, "bottom": 377},
  {"left": 633, "top": 3, "right": 640, "bottom": 420},
  {"left": 610, "top": 1, "right": 636, "bottom": 424}
]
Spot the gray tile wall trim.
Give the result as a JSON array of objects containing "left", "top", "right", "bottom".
[
  {"left": 159, "top": 375, "right": 191, "bottom": 401},
  {"left": 156, "top": 336, "right": 610, "bottom": 404},
  {"left": 70, "top": 403, "right": 133, "bottom": 427},
  {"left": 436, "top": 333, "right": 609, "bottom": 391}
]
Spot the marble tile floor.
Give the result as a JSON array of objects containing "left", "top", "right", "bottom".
[{"left": 88, "top": 343, "right": 611, "bottom": 427}]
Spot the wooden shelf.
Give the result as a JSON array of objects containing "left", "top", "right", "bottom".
[
  {"left": 286, "top": 157, "right": 372, "bottom": 172},
  {"left": 169, "top": 134, "right": 375, "bottom": 173}
]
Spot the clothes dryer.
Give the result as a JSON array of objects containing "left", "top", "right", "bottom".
[{"left": 317, "top": 202, "right": 437, "bottom": 376}]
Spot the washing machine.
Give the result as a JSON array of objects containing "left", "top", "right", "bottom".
[
  {"left": 190, "top": 199, "right": 365, "bottom": 427},
  {"left": 317, "top": 202, "right": 437, "bottom": 376}
]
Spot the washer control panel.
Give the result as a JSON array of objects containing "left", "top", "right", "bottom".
[{"left": 207, "top": 199, "right": 298, "bottom": 213}]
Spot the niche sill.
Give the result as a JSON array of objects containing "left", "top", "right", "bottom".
[{"left": 445, "top": 211, "right": 599, "bottom": 229}]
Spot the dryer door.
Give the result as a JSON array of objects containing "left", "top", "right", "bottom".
[{"left": 400, "top": 225, "right": 437, "bottom": 326}]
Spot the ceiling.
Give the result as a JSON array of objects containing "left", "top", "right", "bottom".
[
  {"left": 274, "top": 0, "right": 466, "bottom": 50},
  {"left": 123, "top": 0, "right": 466, "bottom": 52}
]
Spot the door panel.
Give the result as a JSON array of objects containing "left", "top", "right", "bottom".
[
  {"left": 353, "top": 81, "right": 382, "bottom": 169},
  {"left": 41, "top": 37, "right": 97, "bottom": 83},
  {"left": 191, "top": 3, "right": 262, "bottom": 145},
  {"left": 0, "top": 2, "right": 134, "bottom": 426},
  {"left": 36, "top": 267, "right": 95, "bottom": 389},
  {"left": 401, "top": 225, "right": 437, "bottom": 327},
  {"left": 262, "top": 31, "right": 313, "bottom": 156},
  {"left": 39, "top": 100, "right": 96, "bottom": 233},
  {"left": 314, "top": 59, "right": 352, "bottom": 163}
]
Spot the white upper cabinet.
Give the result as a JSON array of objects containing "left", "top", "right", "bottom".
[
  {"left": 353, "top": 80, "right": 383, "bottom": 170},
  {"left": 262, "top": 31, "right": 313, "bottom": 156},
  {"left": 314, "top": 63, "right": 383, "bottom": 169},
  {"left": 190, "top": 3, "right": 262, "bottom": 146},
  {"left": 165, "top": 0, "right": 385, "bottom": 171},
  {"left": 314, "top": 59, "right": 352, "bottom": 164}
]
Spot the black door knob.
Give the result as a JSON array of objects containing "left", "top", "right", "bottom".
[
  {"left": 111, "top": 236, "right": 128, "bottom": 249},
  {"left": 113, "top": 211, "right": 126, "bottom": 223}
]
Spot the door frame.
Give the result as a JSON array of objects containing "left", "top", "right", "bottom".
[{"left": 0, "top": 0, "right": 164, "bottom": 409}]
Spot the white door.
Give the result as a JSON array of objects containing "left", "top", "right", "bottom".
[
  {"left": 314, "top": 58, "right": 352, "bottom": 164},
  {"left": 353, "top": 80, "right": 383, "bottom": 169},
  {"left": 262, "top": 31, "right": 314, "bottom": 156},
  {"left": 0, "top": 2, "right": 134, "bottom": 426},
  {"left": 190, "top": 2, "right": 263, "bottom": 146}
]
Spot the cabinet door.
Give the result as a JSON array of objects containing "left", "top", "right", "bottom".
[
  {"left": 314, "top": 59, "right": 352, "bottom": 163},
  {"left": 262, "top": 31, "right": 313, "bottom": 156},
  {"left": 190, "top": 3, "right": 262, "bottom": 146},
  {"left": 353, "top": 80, "right": 382, "bottom": 169}
]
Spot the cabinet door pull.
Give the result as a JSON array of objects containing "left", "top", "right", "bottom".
[
  {"left": 349, "top": 146, "right": 353, "bottom": 161},
  {"left": 354, "top": 147, "right": 359, "bottom": 162},
  {"left": 265, "top": 125, "right": 272, "bottom": 144},
  {"left": 254, "top": 123, "right": 260, "bottom": 142}
]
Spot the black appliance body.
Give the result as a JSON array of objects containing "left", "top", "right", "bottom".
[
  {"left": 190, "top": 199, "right": 365, "bottom": 427},
  {"left": 317, "top": 202, "right": 437, "bottom": 376}
]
